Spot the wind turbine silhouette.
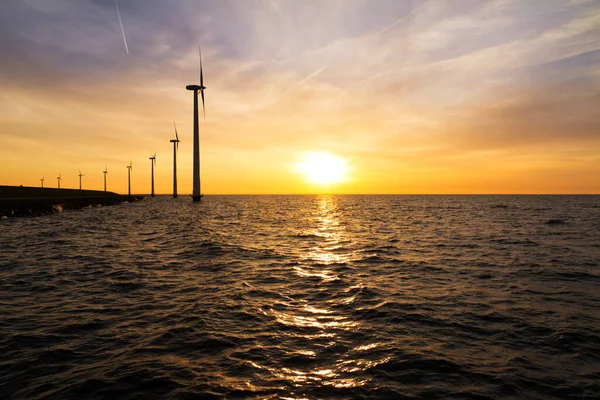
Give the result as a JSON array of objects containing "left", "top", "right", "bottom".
[
  {"left": 103, "top": 166, "right": 108, "bottom": 192},
  {"left": 57, "top": 173, "right": 62, "bottom": 189},
  {"left": 170, "top": 122, "right": 181, "bottom": 198},
  {"left": 78, "top": 169, "right": 85, "bottom": 190},
  {"left": 40, "top": 177, "right": 44, "bottom": 188},
  {"left": 186, "top": 46, "right": 206, "bottom": 202},
  {"left": 126, "top": 161, "right": 132, "bottom": 196},
  {"left": 149, "top": 152, "right": 156, "bottom": 197}
]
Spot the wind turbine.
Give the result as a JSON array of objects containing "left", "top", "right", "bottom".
[
  {"left": 149, "top": 152, "right": 156, "bottom": 197},
  {"left": 57, "top": 173, "right": 62, "bottom": 189},
  {"left": 103, "top": 166, "right": 108, "bottom": 192},
  {"left": 170, "top": 122, "right": 181, "bottom": 198},
  {"left": 40, "top": 177, "right": 44, "bottom": 188},
  {"left": 78, "top": 169, "right": 85, "bottom": 190},
  {"left": 186, "top": 46, "right": 206, "bottom": 202},
  {"left": 126, "top": 161, "right": 132, "bottom": 196}
]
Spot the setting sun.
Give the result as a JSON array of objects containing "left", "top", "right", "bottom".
[{"left": 294, "top": 152, "right": 351, "bottom": 185}]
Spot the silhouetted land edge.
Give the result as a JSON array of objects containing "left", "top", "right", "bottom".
[{"left": 0, "top": 186, "right": 144, "bottom": 218}]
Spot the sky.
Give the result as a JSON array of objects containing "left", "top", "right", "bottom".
[{"left": 0, "top": 0, "right": 599, "bottom": 194}]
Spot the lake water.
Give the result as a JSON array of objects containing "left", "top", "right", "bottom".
[{"left": 1, "top": 195, "right": 599, "bottom": 399}]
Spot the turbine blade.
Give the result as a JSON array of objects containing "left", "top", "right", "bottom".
[
  {"left": 173, "top": 121, "right": 179, "bottom": 141},
  {"left": 201, "top": 89, "right": 206, "bottom": 121},
  {"left": 199, "top": 46, "right": 203, "bottom": 86}
]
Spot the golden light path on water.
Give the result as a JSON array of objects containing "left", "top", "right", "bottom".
[{"left": 258, "top": 196, "right": 389, "bottom": 395}]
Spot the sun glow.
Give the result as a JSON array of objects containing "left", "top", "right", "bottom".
[{"left": 294, "top": 152, "right": 350, "bottom": 185}]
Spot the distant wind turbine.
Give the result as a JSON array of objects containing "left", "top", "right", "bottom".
[
  {"left": 57, "top": 173, "right": 62, "bottom": 189},
  {"left": 40, "top": 177, "right": 44, "bottom": 188},
  {"left": 170, "top": 122, "right": 181, "bottom": 198},
  {"left": 126, "top": 161, "right": 132, "bottom": 196},
  {"left": 186, "top": 46, "right": 206, "bottom": 202},
  {"left": 149, "top": 152, "right": 156, "bottom": 197},
  {"left": 78, "top": 169, "right": 85, "bottom": 190},
  {"left": 103, "top": 166, "right": 108, "bottom": 192}
]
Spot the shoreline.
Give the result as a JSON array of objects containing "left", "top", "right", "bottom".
[{"left": 0, "top": 186, "right": 144, "bottom": 218}]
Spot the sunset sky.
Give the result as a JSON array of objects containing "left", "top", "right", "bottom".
[{"left": 1, "top": 0, "right": 599, "bottom": 194}]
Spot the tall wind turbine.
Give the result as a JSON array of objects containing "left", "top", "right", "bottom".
[
  {"left": 78, "top": 169, "right": 85, "bottom": 190},
  {"left": 103, "top": 166, "right": 108, "bottom": 192},
  {"left": 170, "top": 122, "right": 181, "bottom": 198},
  {"left": 149, "top": 152, "right": 156, "bottom": 197},
  {"left": 126, "top": 161, "right": 132, "bottom": 196},
  {"left": 186, "top": 46, "right": 206, "bottom": 202},
  {"left": 57, "top": 173, "right": 61, "bottom": 189},
  {"left": 40, "top": 177, "right": 44, "bottom": 188}
]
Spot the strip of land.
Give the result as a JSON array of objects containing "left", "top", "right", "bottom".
[{"left": 0, "top": 186, "right": 144, "bottom": 218}]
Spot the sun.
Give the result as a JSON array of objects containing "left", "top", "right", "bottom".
[{"left": 294, "top": 151, "right": 350, "bottom": 185}]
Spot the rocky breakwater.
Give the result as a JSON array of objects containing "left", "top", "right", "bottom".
[{"left": 0, "top": 186, "right": 144, "bottom": 218}]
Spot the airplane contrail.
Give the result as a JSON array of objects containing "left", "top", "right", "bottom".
[
  {"left": 115, "top": 0, "right": 129, "bottom": 54},
  {"left": 378, "top": 1, "right": 425, "bottom": 36},
  {"left": 284, "top": 67, "right": 325, "bottom": 94},
  {"left": 358, "top": 70, "right": 388, "bottom": 84}
]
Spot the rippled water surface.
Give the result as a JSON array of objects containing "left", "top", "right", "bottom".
[{"left": 1, "top": 195, "right": 599, "bottom": 399}]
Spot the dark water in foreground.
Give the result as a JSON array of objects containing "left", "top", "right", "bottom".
[{"left": 1, "top": 195, "right": 599, "bottom": 399}]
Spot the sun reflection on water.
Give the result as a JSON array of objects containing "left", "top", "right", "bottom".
[
  {"left": 293, "top": 265, "right": 338, "bottom": 282},
  {"left": 303, "top": 196, "right": 351, "bottom": 266},
  {"left": 259, "top": 195, "right": 376, "bottom": 391}
]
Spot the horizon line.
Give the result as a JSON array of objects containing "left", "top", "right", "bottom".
[{"left": 1, "top": 185, "right": 598, "bottom": 196}]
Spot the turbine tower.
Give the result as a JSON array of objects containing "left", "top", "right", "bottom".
[
  {"left": 57, "top": 173, "right": 61, "bottom": 189},
  {"left": 149, "top": 152, "right": 156, "bottom": 197},
  {"left": 40, "top": 177, "right": 44, "bottom": 188},
  {"left": 103, "top": 166, "right": 108, "bottom": 192},
  {"left": 170, "top": 122, "right": 181, "bottom": 198},
  {"left": 78, "top": 169, "right": 85, "bottom": 190},
  {"left": 186, "top": 46, "right": 206, "bottom": 202},
  {"left": 126, "top": 161, "right": 132, "bottom": 196}
]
